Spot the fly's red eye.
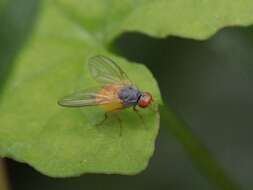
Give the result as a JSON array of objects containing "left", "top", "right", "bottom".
[{"left": 138, "top": 92, "right": 152, "bottom": 108}]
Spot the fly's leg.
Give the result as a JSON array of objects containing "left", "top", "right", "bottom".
[
  {"left": 95, "top": 112, "right": 108, "bottom": 126},
  {"left": 150, "top": 100, "right": 159, "bottom": 113},
  {"left": 115, "top": 114, "right": 123, "bottom": 136},
  {"left": 133, "top": 106, "right": 145, "bottom": 126},
  {"left": 149, "top": 107, "right": 159, "bottom": 113}
]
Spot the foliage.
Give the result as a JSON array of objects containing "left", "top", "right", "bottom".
[{"left": 0, "top": 0, "right": 253, "bottom": 177}]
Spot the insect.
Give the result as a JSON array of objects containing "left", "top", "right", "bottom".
[{"left": 58, "top": 55, "right": 156, "bottom": 135}]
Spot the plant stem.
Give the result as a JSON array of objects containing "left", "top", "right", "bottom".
[
  {"left": 0, "top": 159, "right": 9, "bottom": 190},
  {"left": 160, "top": 104, "right": 242, "bottom": 190}
]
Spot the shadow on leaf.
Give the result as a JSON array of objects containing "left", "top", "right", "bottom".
[{"left": 0, "top": 0, "right": 41, "bottom": 95}]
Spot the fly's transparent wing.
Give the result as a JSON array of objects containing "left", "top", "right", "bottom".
[
  {"left": 88, "top": 55, "right": 132, "bottom": 85},
  {"left": 58, "top": 88, "right": 122, "bottom": 107}
]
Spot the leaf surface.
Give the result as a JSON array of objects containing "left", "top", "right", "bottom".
[
  {"left": 1, "top": 0, "right": 253, "bottom": 177},
  {"left": 0, "top": 0, "right": 160, "bottom": 177}
]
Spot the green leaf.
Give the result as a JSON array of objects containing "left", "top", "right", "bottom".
[
  {"left": 1, "top": 0, "right": 253, "bottom": 177},
  {"left": 56, "top": 0, "right": 253, "bottom": 41},
  {"left": 0, "top": 1, "right": 160, "bottom": 177},
  {"left": 0, "top": 0, "right": 7, "bottom": 11}
]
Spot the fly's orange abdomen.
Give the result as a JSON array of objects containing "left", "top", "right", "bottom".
[{"left": 96, "top": 84, "right": 123, "bottom": 112}]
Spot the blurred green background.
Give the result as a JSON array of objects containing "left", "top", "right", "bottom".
[{"left": 1, "top": 0, "right": 253, "bottom": 190}]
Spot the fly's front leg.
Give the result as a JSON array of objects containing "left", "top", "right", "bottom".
[
  {"left": 149, "top": 107, "right": 159, "bottom": 113},
  {"left": 133, "top": 105, "right": 145, "bottom": 126},
  {"left": 150, "top": 100, "right": 159, "bottom": 113},
  {"left": 95, "top": 112, "right": 108, "bottom": 126}
]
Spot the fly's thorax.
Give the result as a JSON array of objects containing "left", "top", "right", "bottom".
[{"left": 118, "top": 85, "right": 141, "bottom": 107}]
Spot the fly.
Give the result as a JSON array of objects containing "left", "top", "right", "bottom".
[{"left": 58, "top": 55, "right": 156, "bottom": 135}]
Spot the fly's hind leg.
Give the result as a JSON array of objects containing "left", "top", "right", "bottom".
[
  {"left": 115, "top": 114, "right": 123, "bottom": 136},
  {"left": 95, "top": 112, "right": 108, "bottom": 126},
  {"left": 133, "top": 106, "right": 145, "bottom": 126}
]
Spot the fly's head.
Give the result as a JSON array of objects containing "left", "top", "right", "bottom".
[{"left": 137, "top": 92, "right": 153, "bottom": 108}]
